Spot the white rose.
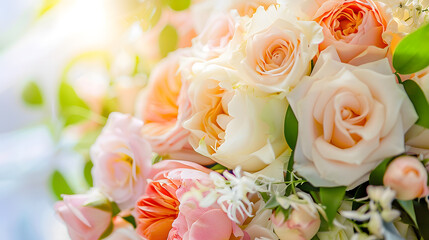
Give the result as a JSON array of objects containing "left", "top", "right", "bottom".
[
  {"left": 288, "top": 47, "right": 417, "bottom": 187},
  {"left": 183, "top": 62, "right": 288, "bottom": 171}
]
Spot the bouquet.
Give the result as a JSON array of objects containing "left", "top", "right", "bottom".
[{"left": 43, "top": 0, "right": 429, "bottom": 239}]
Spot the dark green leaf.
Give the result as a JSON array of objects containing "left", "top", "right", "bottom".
[
  {"left": 402, "top": 80, "right": 429, "bottom": 128},
  {"left": 397, "top": 200, "right": 417, "bottom": 226},
  {"left": 22, "top": 81, "right": 44, "bottom": 106},
  {"left": 369, "top": 157, "right": 394, "bottom": 186},
  {"left": 393, "top": 23, "right": 429, "bottom": 74},
  {"left": 167, "top": 0, "right": 191, "bottom": 11},
  {"left": 285, "top": 151, "right": 295, "bottom": 196},
  {"left": 414, "top": 200, "right": 429, "bottom": 239},
  {"left": 320, "top": 186, "right": 346, "bottom": 224},
  {"left": 123, "top": 215, "right": 137, "bottom": 228},
  {"left": 352, "top": 182, "right": 368, "bottom": 210},
  {"left": 84, "top": 160, "right": 94, "bottom": 187},
  {"left": 50, "top": 170, "right": 74, "bottom": 200},
  {"left": 159, "top": 24, "right": 178, "bottom": 58},
  {"left": 284, "top": 105, "right": 298, "bottom": 150}
]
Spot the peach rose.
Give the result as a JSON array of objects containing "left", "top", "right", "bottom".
[
  {"left": 283, "top": 0, "right": 392, "bottom": 65},
  {"left": 272, "top": 204, "right": 321, "bottom": 240},
  {"left": 136, "top": 50, "right": 213, "bottom": 165},
  {"left": 383, "top": 156, "right": 429, "bottom": 200},
  {"left": 236, "top": 5, "right": 323, "bottom": 93},
  {"left": 183, "top": 63, "right": 288, "bottom": 172},
  {"left": 406, "top": 68, "right": 429, "bottom": 157},
  {"left": 54, "top": 191, "right": 112, "bottom": 240},
  {"left": 90, "top": 112, "right": 152, "bottom": 209},
  {"left": 287, "top": 47, "right": 417, "bottom": 187},
  {"left": 134, "top": 160, "right": 213, "bottom": 240}
]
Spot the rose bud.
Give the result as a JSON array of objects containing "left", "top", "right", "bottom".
[
  {"left": 383, "top": 156, "right": 429, "bottom": 200},
  {"left": 54, "top": 190, "right": 112, "bottom": 240},
  {"left": 271, "top": 204, "right": 321, "bottom": 240}
]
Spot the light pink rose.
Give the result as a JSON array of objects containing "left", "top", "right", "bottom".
[
  {"left": 284, "top": 0, "right": 391, "bottom": 65},
  {"left": 272, "top": 204, "right": 321, "bottom": 240},
  {"left": 54, "top": 191, "right": 112, "bottom": 240},
  {"left": 192, "top": 12, "right": 238, "bottom": 59},
  {"left": 169, "top": 197, "right": 245, "bottom": 240},
  {"left": 383, "top": 156, "right": 429, "bottom": 200},
  {"left": 90, "top": 112, "right": 152, "bottom": 209},
  {"left": 287, "top": 47, "right": 418, "bottom": 187},
  {"left": 105, "top": 217, "right": 141, "bottom": 240},
  {"left": 135, "top": 50, "right": 214, "bottom": 165},
  {"left": 134, "top": 160, "right": 213, "bottom": 240}
]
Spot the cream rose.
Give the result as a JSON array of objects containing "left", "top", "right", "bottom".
[
  {"left": 281, "top": 0, "right": 392, "bottom": 65},
  {"left": 406, "top": 68, "right": 429, "bottom": 156},
  {"left": 287, "top": 47, "right": 418, "bottom": 187},
  {"left": 135, "top": 50, "right": 213, "bottom": 165},
  {"left": 183, "top": 63, "right": 288, "bottom": 172},
  {"left": 230, "top": 5, "right": 323, "bottom": 93},
  {"left": 90, "top": 112, "right": 152, "bottom": 209}
]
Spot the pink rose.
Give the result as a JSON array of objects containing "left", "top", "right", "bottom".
[
  {"left": 105, "top": 217, "right": 141, "bottom": 240},
  {"left": 135, "top": 50, "right": 213, "bottom": 165},
  {"left": 134, "top": 160, "right": 213, "bottom": 240},
  {"left": 90, "top": 112, "right": 152, "bottom": 209},
  {"left": 272, "top": 204, "right": 321, "bottom": 240},
  {"left": 286, "top": 0, "right": 391, "bottom": 65},
  {"left": 54, "top": 191, "right": 112, "bottom": 240},
  {"left": 169, "top": 197, "right": 245, "bottom": 240},
  {"left": 287, "top": 47, "right": 417, "bottom": 187},
  {"left": 383, "top": 156, "right": 429, "bottom": 200}
]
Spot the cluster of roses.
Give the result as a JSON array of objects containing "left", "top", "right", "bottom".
[{"left": 54, "top": 0, "right": 429, "bottom": 239}]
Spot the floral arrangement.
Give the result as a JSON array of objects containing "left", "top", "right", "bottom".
[{"left": 40, "top": 0, "right": 429, "bottom": 239}]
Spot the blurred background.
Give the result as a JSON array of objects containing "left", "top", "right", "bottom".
[{"left": 0, "top": 0, "right": 168, "bottom": 238}]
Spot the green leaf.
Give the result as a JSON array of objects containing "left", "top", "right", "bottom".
[
  {"left": 320, "top": 186, "right": 346, "bottom": 224},
  {"left": 285, "top": 151, "right": 295, "bottom": 196},
  {"left": 167, "top": 0, "right": 191, "bottom": 11},
  {"left": 210, "top": 163, "right": 228, "bottom": 172},
  {"left": 265, "top": 195, "right": 280, "bottom": 209},
  {"left": 58, "top": 81, "right": 90, "bottom": 126},
  {"left": 414, "top": 200, "right": 429, "bottom": 239},
  {"left": 50, "top": 170, "right": 74, "bottom": 200},
  {"left": 99, "top": 220, "right": 113, "bottom": 239},
  {"left": 397, "top": 200, "right": 417, "bottom": 226},
  {"left": 284, "top": 105, "right": 298, "bottom": 150},
  {"left": 402, "top": 80, "right": 429, "bottom": 128},
  {"left": 22, "top": 81, "right": 44, "bottom": 106},
  {"left": 369, "top": 157, "right": 394, "bottom": 186},
  {"left": 134, "top": 0, "right": 162, "bottom": 31},
  {"left": 352, "top": 182, "right": 368, "bottom": 210},
  {"left": 151, "top": 154, "right": 163, "bottom": 165},
  {"left": 123, "top": 215, "right": 137, "bottom": 228},
  {"left": 393, "top": 23, "right": 429, "bottom": 74},
  {"left": 111, "top": 202, "right": 121, "bottom": 216},
  {"left": 159, "top": 24, "right": 178, "bottom": 58},
  {"left": 84, "top": 160, "right": 94, "bottom": 188}
]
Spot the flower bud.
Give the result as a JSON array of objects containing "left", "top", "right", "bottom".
[
  {"left": 383, "top": 156, "right": 429, "bottom": 200},
  {"left": 271, "top": 204, "right": 321, "bottom": 240}
]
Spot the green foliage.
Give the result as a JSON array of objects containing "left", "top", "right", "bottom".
[
  {"left": 265, "top": 195, "right": 280, "bottom": 209},
  {"left": 99, "top": 221, "right": 113, "bottom": 240},
  {"left": 414, "top": 200, "right": 429, "bottom": 239},
  {"left": 123, "top": 215, "right": 137, "bottom": 228},
  {"left": 50, "top": 170, "right": 74, "bottom": 200},
  {"left": 58, "top": 81, "right": 90, "bottom": 126},
  {"left": 159, "top": 24, "right": 178, "bottom": 58},
  {"left": 84, "top": 160, "right": 94, "bottom": 188},
  {"left": 167, "top": 0, "right": 191, "bottom": 11},
  {"left": 284, "top": 105, "right": 298, "bottom": 150},
  {"left": 402, "top": 80, "right": 429, "bottom": 128},
  {"left": 369, "top": 157, "right": 394, "bottom": 186},
  {"left": 320, "top": 186, "right": 346, "bottom": 225},
  {"left": 22, "top": 81, "right": 44, "bottom": 106},
  {"left": 397, "top": 200, "right": 417, "bottom": 226},
  {"left": 136, "top": 0, "right": 163, "bottom": 31},
  {"left": 285, "top": 151, "right": 295, "bottom": 196},
  {"left": 393, "top": 23, "right": 429, "bottom": 74}
]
